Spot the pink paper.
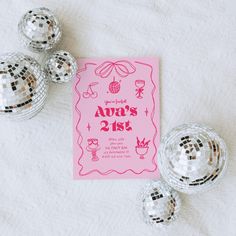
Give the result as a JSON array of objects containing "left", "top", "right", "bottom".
[{"left": 73, "top": 58, "right": 160, "bottom": 179}]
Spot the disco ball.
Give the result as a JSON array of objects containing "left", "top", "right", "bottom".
[
  {"left": 18, "top": 7, "right": 62, "bottom": 52},
  {"left": 109, "top": 81, "right": 120, "bottom": 94},
  {"left": 158, "top": 123, "right": 228, "bottom": 194},
  {"left": 44, "top": 50, "right": 77, "bottom": 83},
  {"left": 142, "top": 180, "right": 181, "bottom": 226},
  {"left": 0, "top": 53, "right": 48, "bottom": 120}
]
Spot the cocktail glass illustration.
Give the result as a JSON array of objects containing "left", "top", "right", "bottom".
[
  {"left": 135, "top": 80, "right": 145, "bottom": 99},
  {"left": 136, "top": 146, "right": 149, "bottom": 159},
  {"left": 83, "top": 82, "right": 98, "bottom": 99},
  {"left": 86, "top": 138, "right": 100, "bottom": 161},
  {"left": 135, "top": 137, "right": 150, "bottom": 159}
]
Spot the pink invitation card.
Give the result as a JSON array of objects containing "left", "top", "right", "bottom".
[{"left": 73, "top": 58, "right": 160, "bottom": 179}]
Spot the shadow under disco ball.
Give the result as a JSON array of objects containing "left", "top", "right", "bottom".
[
  {"left": 142, "top": 180, "right": 181, "bottom": 226},
  {"left": 18, "top": 7, "right": 62, "bottom": 52},
  {"left": 0, "top": 53, "right": 48, "bottom": 120},
  {"left": 158, "top": 123, "right": 228, "bottom": 194}
]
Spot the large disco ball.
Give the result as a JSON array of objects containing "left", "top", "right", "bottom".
[
  {"left": 18, "top": 7, "right": 62, "bottom": 52},
  {"left": 158, "top": 123, "right": 228, "bottom": 194},
  {"left": 44, "top": 50, "right": 77, "bottom": 83},
  {"left": 142, "top": 180, "right": 181, "bottom": 226},
  {"left": 0, "top": 53, "right": 48, "bottom": 120}
]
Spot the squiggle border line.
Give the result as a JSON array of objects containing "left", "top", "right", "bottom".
[{"left": 74, "top": 60, "right": 159, "bottom": 177}]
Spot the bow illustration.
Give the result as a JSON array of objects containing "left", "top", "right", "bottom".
[{"left": 95, "top": 60, "right": 136, "bottom": 78}]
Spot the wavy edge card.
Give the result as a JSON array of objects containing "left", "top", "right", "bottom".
[{"left": 73, "top": 58, "right": 160, "bottom": 179}]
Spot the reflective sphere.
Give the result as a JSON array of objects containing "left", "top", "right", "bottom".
[
  {"left": 158, "top": 123, "right": 228, "bottom": 194},
  {"left": 0, "top": 53, "right": 48, "bottom": 120},
  {"left": 142, "top": 180, "right": 181, "bottom": 226},
  {"left": 18, "top": 7, "right": 62, "bottom": 52},
  {"left": 44, "top": 50, "right": 77, "bottom": 83}
]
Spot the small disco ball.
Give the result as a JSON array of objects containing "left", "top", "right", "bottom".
[
  {"left": 158, "top": 123, "right": 228, "bottom": 194},
  {"left": 44, "top": 50, "right": 77, "bottom": 83},
  {"left": 109, "top": 81, "right": 120, "bottom": 94},
  {"left": 0, "top": 53, "right": 48, "bottom": 120},
  {"left": 142, "top": 180, "right": 181, "bottom": 226},
  {"left": 18, "top": 7, "right": 62, "bottom": 52}
]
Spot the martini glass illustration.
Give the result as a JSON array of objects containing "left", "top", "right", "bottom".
[
  {"left": 83, "top": 82, "right": 98, "bottom": 99},
  {"left": 135, "top": 80, "right": 145, "bottom": 99}
]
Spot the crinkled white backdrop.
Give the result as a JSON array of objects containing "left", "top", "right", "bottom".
[{"left": 0, "top": 0, "right": 235, "bottom": 235}]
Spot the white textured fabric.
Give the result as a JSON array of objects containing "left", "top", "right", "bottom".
[{"left": 0, "top": 0, "right": 235, "bottom": 235}]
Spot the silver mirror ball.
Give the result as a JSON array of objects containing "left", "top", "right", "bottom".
[
  {"left": 142, "top": 180, "right": 181, "bottom": 226},
  {"left": 44, "top": 50, "right": 77, "bottom": 83},
  {"left": 158, "top": 123, "right": 228, "bottom": 194},
  {"left": 0, "top": 53, "right": 48, "bottom": 120},
  {"left": 18, "top": 7, "right": 62, "bottom": 52}
]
